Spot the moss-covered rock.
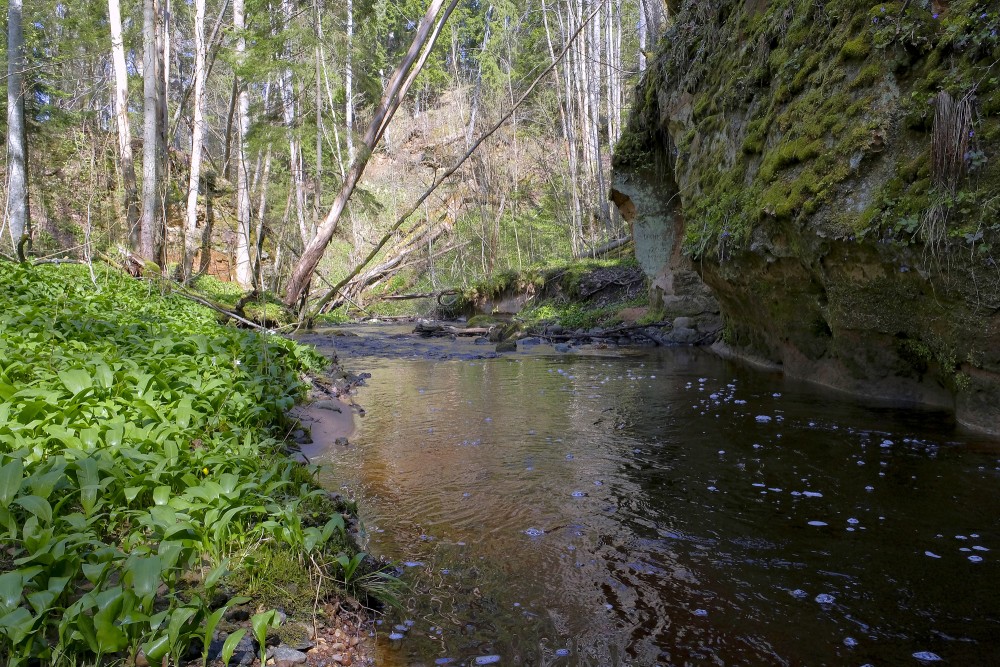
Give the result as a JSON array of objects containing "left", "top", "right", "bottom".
[{"left": 613, "top": 0, "right": 1000, "bottom": 433}]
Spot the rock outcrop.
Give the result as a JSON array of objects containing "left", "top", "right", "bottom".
[{"left": 612, "top": 0, "right": 1000, "bottom": 433}]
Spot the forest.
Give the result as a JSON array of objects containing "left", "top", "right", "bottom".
[{"left": 2, "top": 0, "right": 663, "bottom": 317}]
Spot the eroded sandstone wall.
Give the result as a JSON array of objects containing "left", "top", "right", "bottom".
[{"left": 613, "top": 0, "right": 1000, "bottom": 433}]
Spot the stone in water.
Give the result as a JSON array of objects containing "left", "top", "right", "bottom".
[{"left": 912, "top": 651, "right": 942, "bottom": 662}]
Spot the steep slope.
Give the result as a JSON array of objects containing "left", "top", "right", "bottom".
[{"left": 612, "top": 0, "right": 1000, "bottom": 432}]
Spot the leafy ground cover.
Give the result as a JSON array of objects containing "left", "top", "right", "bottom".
[{"left": 0, "top": 263, "right": 379, "bottom": 665}]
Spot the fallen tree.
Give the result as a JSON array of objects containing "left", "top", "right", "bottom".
[{"left": 301, "top": 3, "right": 605, "bottom": 325}]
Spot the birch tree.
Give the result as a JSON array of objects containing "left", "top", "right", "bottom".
[
  {"left": 109, "top": 0, "right": 140, "bottom": 250},
  {"left": 6, "top": 0, "right": 29, "bottom": 255},
  {"left": 140, "top": 0, "right": 163, "bottom": 261},
  {"left": 180, "top": 0, "right": 208, "bottom": 281},
  {"left": 234, "top": 0, "right": 253, "bottom": 287}
]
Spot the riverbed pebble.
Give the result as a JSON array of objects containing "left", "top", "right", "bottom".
[{"left": 912, "top": 651, "right": 942, "bottom": 661}]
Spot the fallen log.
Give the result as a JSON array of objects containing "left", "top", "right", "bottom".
[
  {"left": 379, "top": 288, "right": 461, "bottom": 302},
  {"left": 537, "top": 321, "right": 671, "bottom": 341},
  {"left": 413, "top": 321, "right": 491, "bottom": 337},
  {"left": 575, "top": 236, "right": 632, "bottom": 259}
]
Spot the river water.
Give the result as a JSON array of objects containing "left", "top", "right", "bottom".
[{"left": 299, "top": 325, "right": 1000, "bottom": 666}]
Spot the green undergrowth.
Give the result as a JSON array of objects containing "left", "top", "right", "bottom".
[
  {"left": 0, "top": 263, "right": 392, "bottom": 666},
  {"left": 191, "top": 275, "right": 294, "bottom": 328},
  {"left": 459, "top": 259, "right": 647, "bottom": 332}
]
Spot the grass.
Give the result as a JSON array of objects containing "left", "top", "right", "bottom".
[{"left": 0, "top": 262, "right": 390, "bottom": 666}]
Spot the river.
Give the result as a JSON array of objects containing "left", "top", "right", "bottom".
[{"left": 297, "top": 324, "right": 1000, "bottom": 666}]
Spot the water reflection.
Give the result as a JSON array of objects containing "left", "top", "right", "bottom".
[{"left": 307, "top": 327, "right": 1000, "bottom": 666}]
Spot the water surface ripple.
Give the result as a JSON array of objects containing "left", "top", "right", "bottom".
[{"left": 304, "top": 326, "right": 1000, "bottom": 666}]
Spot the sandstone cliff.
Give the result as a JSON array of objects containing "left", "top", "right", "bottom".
[{"left": 612, "top": 0, "right": 1000, "bottom": 433}]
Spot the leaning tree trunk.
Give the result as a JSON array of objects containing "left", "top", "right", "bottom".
[
  {"left": 180, "top": 0, "right": 207, "bottom": 281},
  {"left": 109, "top": 0, "right": 140, "bottom": 250},
  {"left": 6, "top": 0, "right": 29, "bottom": 255},
  {"left": 282, "top": 0, "right": 461, "bottom": 309}
]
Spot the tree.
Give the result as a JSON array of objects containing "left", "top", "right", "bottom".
[
  {"left": 179, "top": 0, "right": 208, "bottom": 281},
  {"left": 109, "top": 0, "right": 140, "bottom": 249},
  {"left": 6, "top": 0, "right": 30, "bottom": 255},
  {"left": 282, "top": 0, "right": 462, "bottom": 308},
  {"left": 233, "top": 0, "right": 253, "bottom": 288},
  {"left": 141, "top": 0, "right": 163, "bottom": 262}
]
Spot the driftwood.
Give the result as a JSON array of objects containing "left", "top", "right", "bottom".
[
  {"left": 575, "top": 236, "right": 632, "bottom": 259},
  {"left": 539, "top": 321, "right": 671, "bottom": 341},
  {"left": 379, "top": 288, "right": 461, "bottom": 302},
  {"left": 413, "top": 321, "right": 491, "bottom": 337}
]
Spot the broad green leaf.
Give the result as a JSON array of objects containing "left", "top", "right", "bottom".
[
  {"left": 0, "top": 607, "right": 34, "bottom": 644},
  {"left": 93, "top": 363, "right": 114, "bottom": 388},
  {"left": 128, "top": 555, "right": 162, "bottom": 597},
  {"left": 27, "top": 590, "right": 56, "bottom": 615},
  {"left": 219, "top": 473, "right": 239, "bottom": 495},
  {"left": 166, "top": 606, "right": 197, "bottom": 648},
  {"left": 220, "top": 629, "right": 247, "bottom": 667},
  {"left": 105, "top": 424, "right": 124, "bottom": 448},
  {"left": 14, "top": 495, "right": 52, "bottom": 524},
  {"left": 93, "top": 587, "right": 128, "bottom": 652},
  {"left": 143, "top": 633, "right": 172, "bottom": 662},
  {"left": 0, "top": 572, "right": 23, "bottom": 614},
  {"left": 82, "top": 562, "right": 109, "bottom": 585},
  {"left": 0, "top": 460, "right": 23, "bottom": 508},
  {"left": 175, "top": 397, "right": 193, "bottom": 429},
  {"left": 204, "top": 558, "right": 229, "bottom": 590},
  {"left": 153, "top": 486, "right": 171, "bottom": 506},
  {"left": 203, "top": 606, "right": 228, "bottom": 661},
  {"left": 27, "top": 467, "right": 63, "bottom": 500},
  {"left": 59, "top": 369, "right": 93, "bottom": 395},
  {"left": 250, "top": 609, "right": 278, "bottom": 645},
  {"left": 157, "top": 540, "right": 184, "bottom": 571}
]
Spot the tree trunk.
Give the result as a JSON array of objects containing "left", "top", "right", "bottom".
[
  {"left": 345, "top": 0, "right": 355, "bottom": 165},
  {"left": 314, "top": 2, "right": 323, "bottom": 227},
  {"left": 180, "top": 0, "right": 207, "bottom": 281},
  {"left": 140, "top": 0, "right": 162, "bottom": 261},
  {"left": 157, "top": 0, "right": 170, "bottom": 262},
  {"left": 109, "top": 0, "right": 139, "bottom": 250},
  {"left": 283, "top": 0, "right": 461, "bottom": 308},
  {"left": 6, "top": 0, "right": 29, "bottom": 254},
  {"left": 234, "top": 0, "right": 253, "bottom": 288},
  {"left": 638, "top": 0, "right": 647, "bottom": 71}
]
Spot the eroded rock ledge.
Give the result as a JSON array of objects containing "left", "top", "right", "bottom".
[{"left": 612, "top": 0, "right": 1000, "bottom": 433}]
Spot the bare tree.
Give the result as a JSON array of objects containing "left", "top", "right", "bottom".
[
  {"left": 234, "top": 0, "right": 253, "bottom": 287},
  {"left": 109, "top": 0, "right": 140, "bottom": 249},
  {"left": 180, "top": 0, "right": 208, "bottom": 281},
  {"left": 282, "top": 0, "right": 462, "bottom": 308},
  {"left": 345, "top": 0, "right": 356, "bottom": 164},
  {"left": 6, "top": 0, "right": 29, "bottom": 255},
  {"left": 140, "top": 0, "right": 163, "bottom": 261}
]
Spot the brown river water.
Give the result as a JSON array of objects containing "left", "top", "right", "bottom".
[{"left": 296, "top": 324, "right": 1000, "bottom": 666}]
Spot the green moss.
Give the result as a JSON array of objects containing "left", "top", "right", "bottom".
[
  {"left": 850, "top": 62, "right": 883, "bottom": 89},
  {"left": 840, "top": 36, "right": 871, "bottom": 60}
]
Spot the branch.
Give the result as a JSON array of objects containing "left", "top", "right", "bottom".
[
  {"left": 173, "top": 287, "right": 277, "bottom": 333},
  {"left": 305, "top": 3, "right": 605, "bottom": 322}
]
